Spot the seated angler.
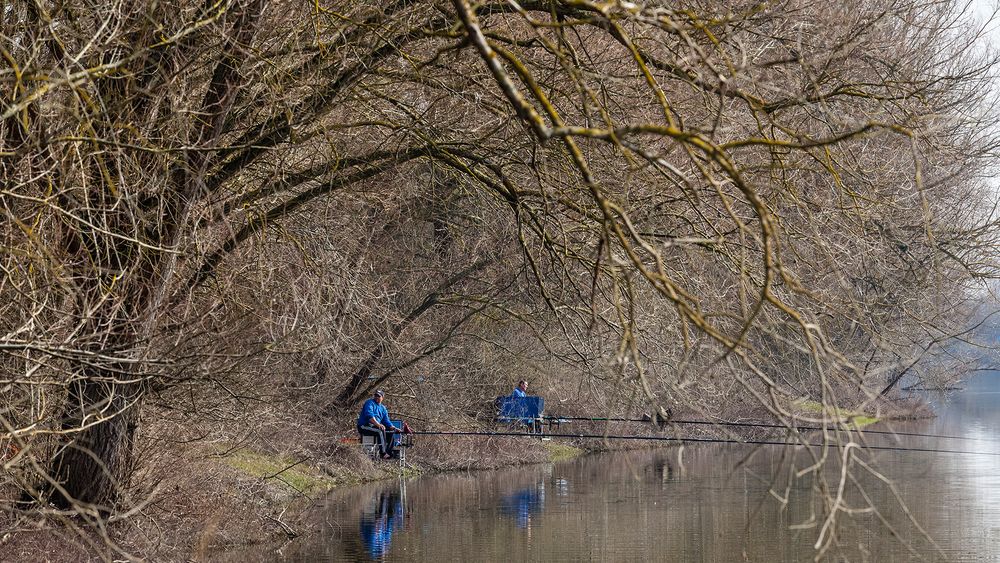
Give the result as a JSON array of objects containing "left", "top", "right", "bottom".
[
  {"left": 357, "top": 390, "right": 401, "bottom": 459},
  {"left": 505, "top": 379, "right": 543, "bottom": 432}
]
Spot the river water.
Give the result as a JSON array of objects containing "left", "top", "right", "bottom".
[{"left": 275, "top": 375, "right": 1000, "bottom": 561}]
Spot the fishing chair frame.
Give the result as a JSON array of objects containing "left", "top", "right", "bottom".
[{"left": 359, "top": 420, "right": 413, "bottom": 468}]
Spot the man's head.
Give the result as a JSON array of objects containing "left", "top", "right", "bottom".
[
  {"left": 517, "top": 380, "right": 528, "bottom": 392},
  {"left": 374, "top": 389, "right": 385, "bottom": 403}
]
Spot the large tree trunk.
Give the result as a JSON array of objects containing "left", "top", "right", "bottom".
[
  {"left": 50, "top": 377, "right": 143, "bottom": 512},
  {"left": 37, "top": 0, "right": 266, "bottom": 513},
  {"left": 42, "top": 258, "right": 154, "bottom": 512}
]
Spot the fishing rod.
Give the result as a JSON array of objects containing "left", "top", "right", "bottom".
[
  {"left": 413, "top": 430, "right": 1000, "bottom": 457},
  {"left": 541, "top": 415, "right": 998, "bottom": 443}
]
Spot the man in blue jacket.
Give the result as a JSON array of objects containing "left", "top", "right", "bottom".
[
  {"left": 358, "top": 390, "right": 400, "bottom": 459},
  {"left": 506, "top": 380, "right": 543, "bottom": 432}
]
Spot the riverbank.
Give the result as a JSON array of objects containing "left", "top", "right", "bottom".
[
  {"left": 0, "top": 393, "right": 930, "bottom": 561},
  {"left": 151, "top": 400, "right": 931, "bottom": 559},
  {"left": 132, "top": 430, "right": 593, "bottom": 560}
]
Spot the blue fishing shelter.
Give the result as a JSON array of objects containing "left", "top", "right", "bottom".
[{"left": 495, "top": 396, "right": 544, "bottom": 432}]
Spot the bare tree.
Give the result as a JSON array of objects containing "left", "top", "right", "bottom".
[{"left": 2, "top": 0, "right": 999, "bottom": 557}]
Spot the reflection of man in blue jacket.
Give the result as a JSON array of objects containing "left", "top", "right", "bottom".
[
  {"left": 360, "top": 490, "right": 403, "bottom": 559},
  {"left": 357, "top": 390, "right": 400, "bottom": 459},
  {"left": 500, "top": 484, "right": 545, "bottom": 529}
]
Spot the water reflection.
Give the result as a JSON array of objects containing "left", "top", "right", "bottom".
[
  {"left": 359, "top": 483, "right": 406, "bottom": 560},
  {"left": 499, "top": 483, "right": 545, "bottom": 529},
  {"left": 649, "top": 456, "right": 675, "bottom": 484},
  {"left": 241, "top": 373, "right": 1000, "bottom": 561}
]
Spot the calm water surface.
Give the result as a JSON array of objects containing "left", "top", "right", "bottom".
[{"left": 273, "top": 375, "right": 1000, "bottom": 561}]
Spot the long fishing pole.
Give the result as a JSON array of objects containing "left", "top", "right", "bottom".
[
  {"left": 541, "top": 415, "right": 997, "bottom": 442},
  {"left": 413, "top": 430, "right": 1000, "bottom": 456}
]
